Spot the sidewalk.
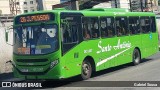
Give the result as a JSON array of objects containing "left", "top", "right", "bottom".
[
  {"left": 0, "top": 72, "right": 24, "bottom": 87},
  {"left": 0, "top": 72, "right": 23, "bottom": 82},
  {"left": 0, "top": 72, "right": 13, "bottom": 81}
]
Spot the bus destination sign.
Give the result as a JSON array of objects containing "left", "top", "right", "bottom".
[{"left": 15, "top": 13, "right": 55, "bottom": 24}]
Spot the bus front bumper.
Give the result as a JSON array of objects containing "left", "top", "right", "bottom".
[{"left": 11, "top": 61, "right": 63, "bottom": 80}]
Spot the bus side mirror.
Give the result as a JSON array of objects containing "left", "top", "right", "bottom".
[{"left": 5, "top": 26, "right": 13, "bottom": 46}]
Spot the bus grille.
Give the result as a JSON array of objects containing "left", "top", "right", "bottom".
[{"left": 17, "top": 59, "right": 48, "bottom": 63}]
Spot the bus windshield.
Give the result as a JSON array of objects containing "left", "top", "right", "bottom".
[{"left": 13, "top": 24, "right": 58, "bottom": 55}]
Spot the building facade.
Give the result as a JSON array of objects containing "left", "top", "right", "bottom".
[
  {"left": 129, "top": 0, "right": 158, "bottom": 12},
  {"left": 18, "top": 0, "right": 37, "bottom": 14},
  {"left": 93, "top": 0, "right": 129, "bottom": 9},
  {"left": 111, "top": 0, "right": 129, "bottom": 9},
  {"left": 43, "top": 0, "right": 60, "bottom": 10},
  {"left": 0, "top": 0, "right": 160, "bottom": 15},
  {"left": 0, "top": 0, "right": 37, "bottom": 15},
  {"left": 0, "top": 0, "right": 10, "bottom": 14}
]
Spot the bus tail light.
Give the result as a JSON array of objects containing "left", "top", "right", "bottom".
[{"left": 50, "top": 59, "right": 59, "bottom": 68}]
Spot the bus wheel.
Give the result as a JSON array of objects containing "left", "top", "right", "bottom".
[
  {"left": 132, "top": 49, "right": 141, "bottom": 65},
  {"left": 81, "top": 60, "right": 92, "bottom": 80}
]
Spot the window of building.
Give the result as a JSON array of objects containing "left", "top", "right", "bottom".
[
  {"left": 100, "top": 17, "right": 115, "bottom": 37},
  {"left": 30, "top": 1, "right": 33, "bottom": 4},
  {"left": 24, "top": 10, "right": 28, "bottom": 13},
  {"left": 140, "top": 17, "right": 150, "bottom": 33},
  {"left": 31, "top": 9, "right": 34, "bottom": 12},
  {"left": 115, "top": 17, "right": 128, "bottom": 36},
  {"left": 82, "top": 17, "right": 100, "bottom": 39},
  {"left": 129, "top": 17, "right": 140, "bottom": 35},
  {"left": 30, "top": 7, "right": 34, "bottom": 9},
  {"left": 16, "top": 2, "right": 19, "bottom": 5},
  {"left": 24, "top": 2, "right": 27, "bottom": 5}
]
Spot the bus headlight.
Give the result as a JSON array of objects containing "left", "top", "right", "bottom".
[{"left": 50, "top": 59, "right": 59, "bottom": 68}]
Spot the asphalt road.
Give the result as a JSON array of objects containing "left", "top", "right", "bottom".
[{"left": 1, "top": 52, "right": 160, "bottom": 90}]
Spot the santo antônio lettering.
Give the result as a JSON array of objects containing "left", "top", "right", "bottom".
[{"left": 20, "top": 14, "right": 50, "bottom": 23}]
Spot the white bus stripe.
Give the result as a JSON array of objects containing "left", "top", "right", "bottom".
[{"left": 96, "top": 47, "right": 132, "bottom": 67}]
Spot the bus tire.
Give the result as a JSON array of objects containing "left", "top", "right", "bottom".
[
  {"left": 132, "top": 49, "right": 141, "bottom": 65},
  {"left": 81, "top": 60, "right": 92, "bottom": 80}
]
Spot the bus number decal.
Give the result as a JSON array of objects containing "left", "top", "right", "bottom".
[{"left": 84, "top": 49, "right": 92, "bottom": 54}]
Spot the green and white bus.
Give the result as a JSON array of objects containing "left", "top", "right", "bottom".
[{"left": 6, "top": 8, "right": 159, "bottom": 80}]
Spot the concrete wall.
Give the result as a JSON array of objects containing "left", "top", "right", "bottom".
[{"left": 0, "top": 22, "right": 13, "bottom": 73}]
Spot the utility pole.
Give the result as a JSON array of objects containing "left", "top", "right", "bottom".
[
  {"left": 115, "top": 0, "right": 117, "bottom": 8},
  {"left": 129, "top": 0, "right": 132, "bottom": 11},
  {"left": 145, "top": 0, "right": 147, "bottom": 8},
  {"left": 75, "top": 0, "right": 79, "bottom": 10},
  {"left": 150, "top": 0, "right": 153, "bottom": 12},
  {"left": 140, "top": 0, "right": 143, "bottom": 12}
]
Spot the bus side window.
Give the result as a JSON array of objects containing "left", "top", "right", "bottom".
[
  {"left": 82, "top": 17, "right": 91, "bottom": 39},
  {"left": 140, "top": 17, "right": 150, "bottom": 33},
  {"left": 116, "top": 17, "right": 128, "bottom": 36},
  {"left": 129, "top": 17, "right": 134, "bottom": 34},
  {"left": 82, "top": 17, "right": 100, "bottom": 39},
  {"left": 107, "top": 17, "right": 114, "bottom": 37},
  {"left": 140, "top": 17, "right": 145, "bottom": 33},
  {"left": 90, "top": 17, "right": 99, "bottom": 38},
  {"left": 72, "top": 25, "right": 78, "bottom": 42},
  {"left": 129, "top": 17, "right": 140, "bottom": 35},
  {"left": 145, "top": 17, "right": 150, "bottom": 33},
  {"left": 61, "top": 23, "right": 78, "bottom": 43},
  {"left": 151, "top": 17, "right": 156, "bottom": 33},
  {"left": 61, "top": 24, "right": 66, "bottom": 43},
  {"left": 100, "top": 17, "right": 114, "bottom": 37},
  {"left": 136, "top": 18, "right": 141, "bottom": 34},
  {"left": 62, "top": 24, "right": 71, "bottom": 43},
  {"left": 100, "top": 18, "right": 107, "bottom": 37}
]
